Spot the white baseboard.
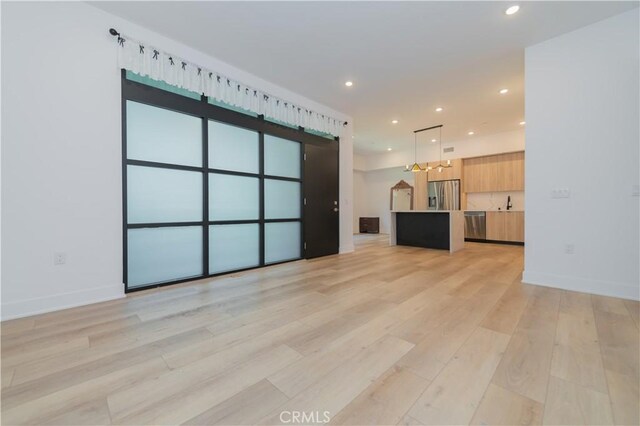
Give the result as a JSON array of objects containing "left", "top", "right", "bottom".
[
  {"left": 522, "top": 270, "right": 640, "bottom": 301},
  {"left": 1, "top": 284, "right": 125, "bottom": 321},
  {"left": 339, "top": 244, "right": 355, "bottom": 254}
]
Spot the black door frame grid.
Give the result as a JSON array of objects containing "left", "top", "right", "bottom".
[{"left": 121, "top": 70, "right": 340, "bottom": 292}]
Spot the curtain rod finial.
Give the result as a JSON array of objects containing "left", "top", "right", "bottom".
[{"left": 109, "top": 28, "right": 120, "bottom": 37}]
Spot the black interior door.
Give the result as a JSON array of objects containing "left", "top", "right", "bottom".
[{"left": 304, "top": 141, "right": 339, "bottom": 258}]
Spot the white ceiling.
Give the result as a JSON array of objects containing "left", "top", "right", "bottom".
[{"left": 93, "top": 1, "right": 637, "bottom": 154}]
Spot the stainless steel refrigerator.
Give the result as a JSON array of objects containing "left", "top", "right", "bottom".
[{"left": 427, "top": 179, "right": 460, "bottom": 210}]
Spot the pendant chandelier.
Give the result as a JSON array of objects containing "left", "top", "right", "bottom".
[{"left": 404, "top": 124, "right": 452, "bottom": 173}]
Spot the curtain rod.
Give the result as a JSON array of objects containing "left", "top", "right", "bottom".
[{"left": 414, "top": 124, "right": 443, "bottom": 134}]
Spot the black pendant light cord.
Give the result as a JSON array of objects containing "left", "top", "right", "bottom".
[
  {"left": 407, "top": 124, "right": 450, "bottom": 172},
  {"left": 439, "top": 126, "right": 443, "bottom": 164}
]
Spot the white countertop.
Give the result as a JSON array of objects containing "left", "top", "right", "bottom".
[
  {"left": 391, "top": 210, "right": 463, "bottom": 214},
  {"left": 392, "top": 210, "right": 523, "bottom": 213}
]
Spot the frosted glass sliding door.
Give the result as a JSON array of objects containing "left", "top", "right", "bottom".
[
  {"left": 207, "top": 119, "right": 264, "bottom": 273},
  {"left": 263, "top": 135, "right": 302, "bottom": 264},
  {"left": 124, "top": 75, "right": 309, "bottom": 291},
  {"left": 209, "top": 174, "right": 259, "bottom": 221},
  {"left": 209, "top": 121, "right": 259, "bottom": 173},
  {"left": 265, "top": 222, "right": 301, "bottom": 263},
  {"left": 125, "top": 98, "right": 206, "bottom": 290},
  {"left": 128, "top": 166, "right": 202, "bottom": 224},
  {"left": 209, "top": 224, "right": 260, "bottom": 273},
  {"left": 265, "top": 135, "right": 301, "bottom": 178},
  {"left": 264, "top": 180, "right": 301, "bottom": 220},
  {"left": 126, "top": 101, "right": 202, "bottom": 167},
  {"left": 128, "top": 226, "right": 203, "bottom": 288}
]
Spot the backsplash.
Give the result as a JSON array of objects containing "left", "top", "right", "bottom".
[{"left": 466, "top": 191, "right": 524, "bottom": 211}]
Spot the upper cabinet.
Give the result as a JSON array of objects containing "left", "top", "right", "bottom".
[
  {"left": 427, "top": 158, "right": 462, "bottom": 182},
  {"left": 463, "top": 151, "right": 524, "bottom": 192}
]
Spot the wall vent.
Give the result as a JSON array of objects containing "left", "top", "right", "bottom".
[{"left": 443, "top": 147, "right": 454, "bottom": 153}]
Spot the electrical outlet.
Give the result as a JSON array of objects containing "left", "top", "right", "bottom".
[
  {"left": 54, "top": 252, "right": 66, "bottom": 265},
  {"left": 564, "top": 244, "right": 575, "bottom": 255}
]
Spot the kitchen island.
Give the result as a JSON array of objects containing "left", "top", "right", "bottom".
[{"left": 390, "top": 210, "right": 465, "bottom": 253}]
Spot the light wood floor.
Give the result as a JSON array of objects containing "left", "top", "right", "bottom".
[{"left": 2, "top": 235, "right": 638, "bottom": 425}]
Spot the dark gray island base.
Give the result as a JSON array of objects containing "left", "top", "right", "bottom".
[
  {"left": 396, "top": 212, "right": 450, "bottom": 249},
  {"left": 389, "top": 210, "right": 465, "bottom": 253}
]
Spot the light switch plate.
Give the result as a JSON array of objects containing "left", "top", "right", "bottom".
[{"left": 551, "top": 188, "right": 571, "bottom": 199}]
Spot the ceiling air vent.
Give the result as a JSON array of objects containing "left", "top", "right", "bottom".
[{"left": 443, "top": 147, "right": 454, "bottom": 153}]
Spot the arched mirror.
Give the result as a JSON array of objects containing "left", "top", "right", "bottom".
[{"left": 390, "top": 180, "right": 414, "bottom": 211}]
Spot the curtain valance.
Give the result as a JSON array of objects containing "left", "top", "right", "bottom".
[{"left": 115, "top": 33, "right": 346, "bottom": 137}]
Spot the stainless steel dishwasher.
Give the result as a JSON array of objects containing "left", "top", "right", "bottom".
[{"left": 464, "top": 211, "right": 486, "bottom": 240}]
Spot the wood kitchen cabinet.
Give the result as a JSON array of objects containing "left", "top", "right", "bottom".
[
  {"left": 463, "top": 152, "right": 524, "bottom": 192},
  {"left": 413, "top": 168, "right": 428, "bottom": 210},
  {"left": 486, "top": 211, "right": 524, "bottom": 243},
  {"left": 427, "top": 158, "right": 462, "bottom": 182},
  {"left": 411, "top": 159, "right": 462, "bottom": 210},
  {"left": 486, "top": 211, "right": 504, "bottom": 241}
]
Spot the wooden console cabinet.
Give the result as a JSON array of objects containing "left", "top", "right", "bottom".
[{"left": 359, "top": 217, "right": 380, "bottom": 234}]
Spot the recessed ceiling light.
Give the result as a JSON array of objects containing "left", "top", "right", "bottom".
[
  {"left": 519, "top": 121, "right": 526, "bottom": 125},
  {"left": 345, "top": 81, "right": 353, "bottom": 87},
  {"left": 387, "top": 148, "right": 392, "bottom": 151},
  {"left": 435, "top": 107, "right": 443, "bottom": 112},
  {"left": 505, "top": 5, "right": 520, "bottom": 15},
  {"left": 431, "top": 139, "right": 437, "bottom": 143},
  {"left": 468, "top": 131, "right": 475, "bottom": 136},
  {"left": 499, "top": 88, "right": 509, "bottom": 94},
  {"left": 391, "top": 119, "right": 399, "bottom": 124}
]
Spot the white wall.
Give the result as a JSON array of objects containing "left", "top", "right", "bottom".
[
  {"left": 353, "top": 154, "right": 367, "bottom": 171},
  {"left": 523, "top": 9, "right": 639, "bottom": 300},
  {"left": 354, "top": 168, "right": 413, "bottom": 234},
  {"left": 339, "top": 140, "right": 355, "bottom": 254},
  {"left": 353, "top": 170, "right": 367, "bottom": 231},
  {"left": 1, "top": 2, "right": 353, "bottom": 320},
  {"left": 360, "top": 129, "right": 525, "bottom": 172}
]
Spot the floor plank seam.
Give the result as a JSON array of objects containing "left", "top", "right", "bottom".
[
  {"left": 589, "top": 295, "right": 619, "bottom": 425},
  {"left": 540, "top": 291, "right": 562, "bottom": 424}
]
